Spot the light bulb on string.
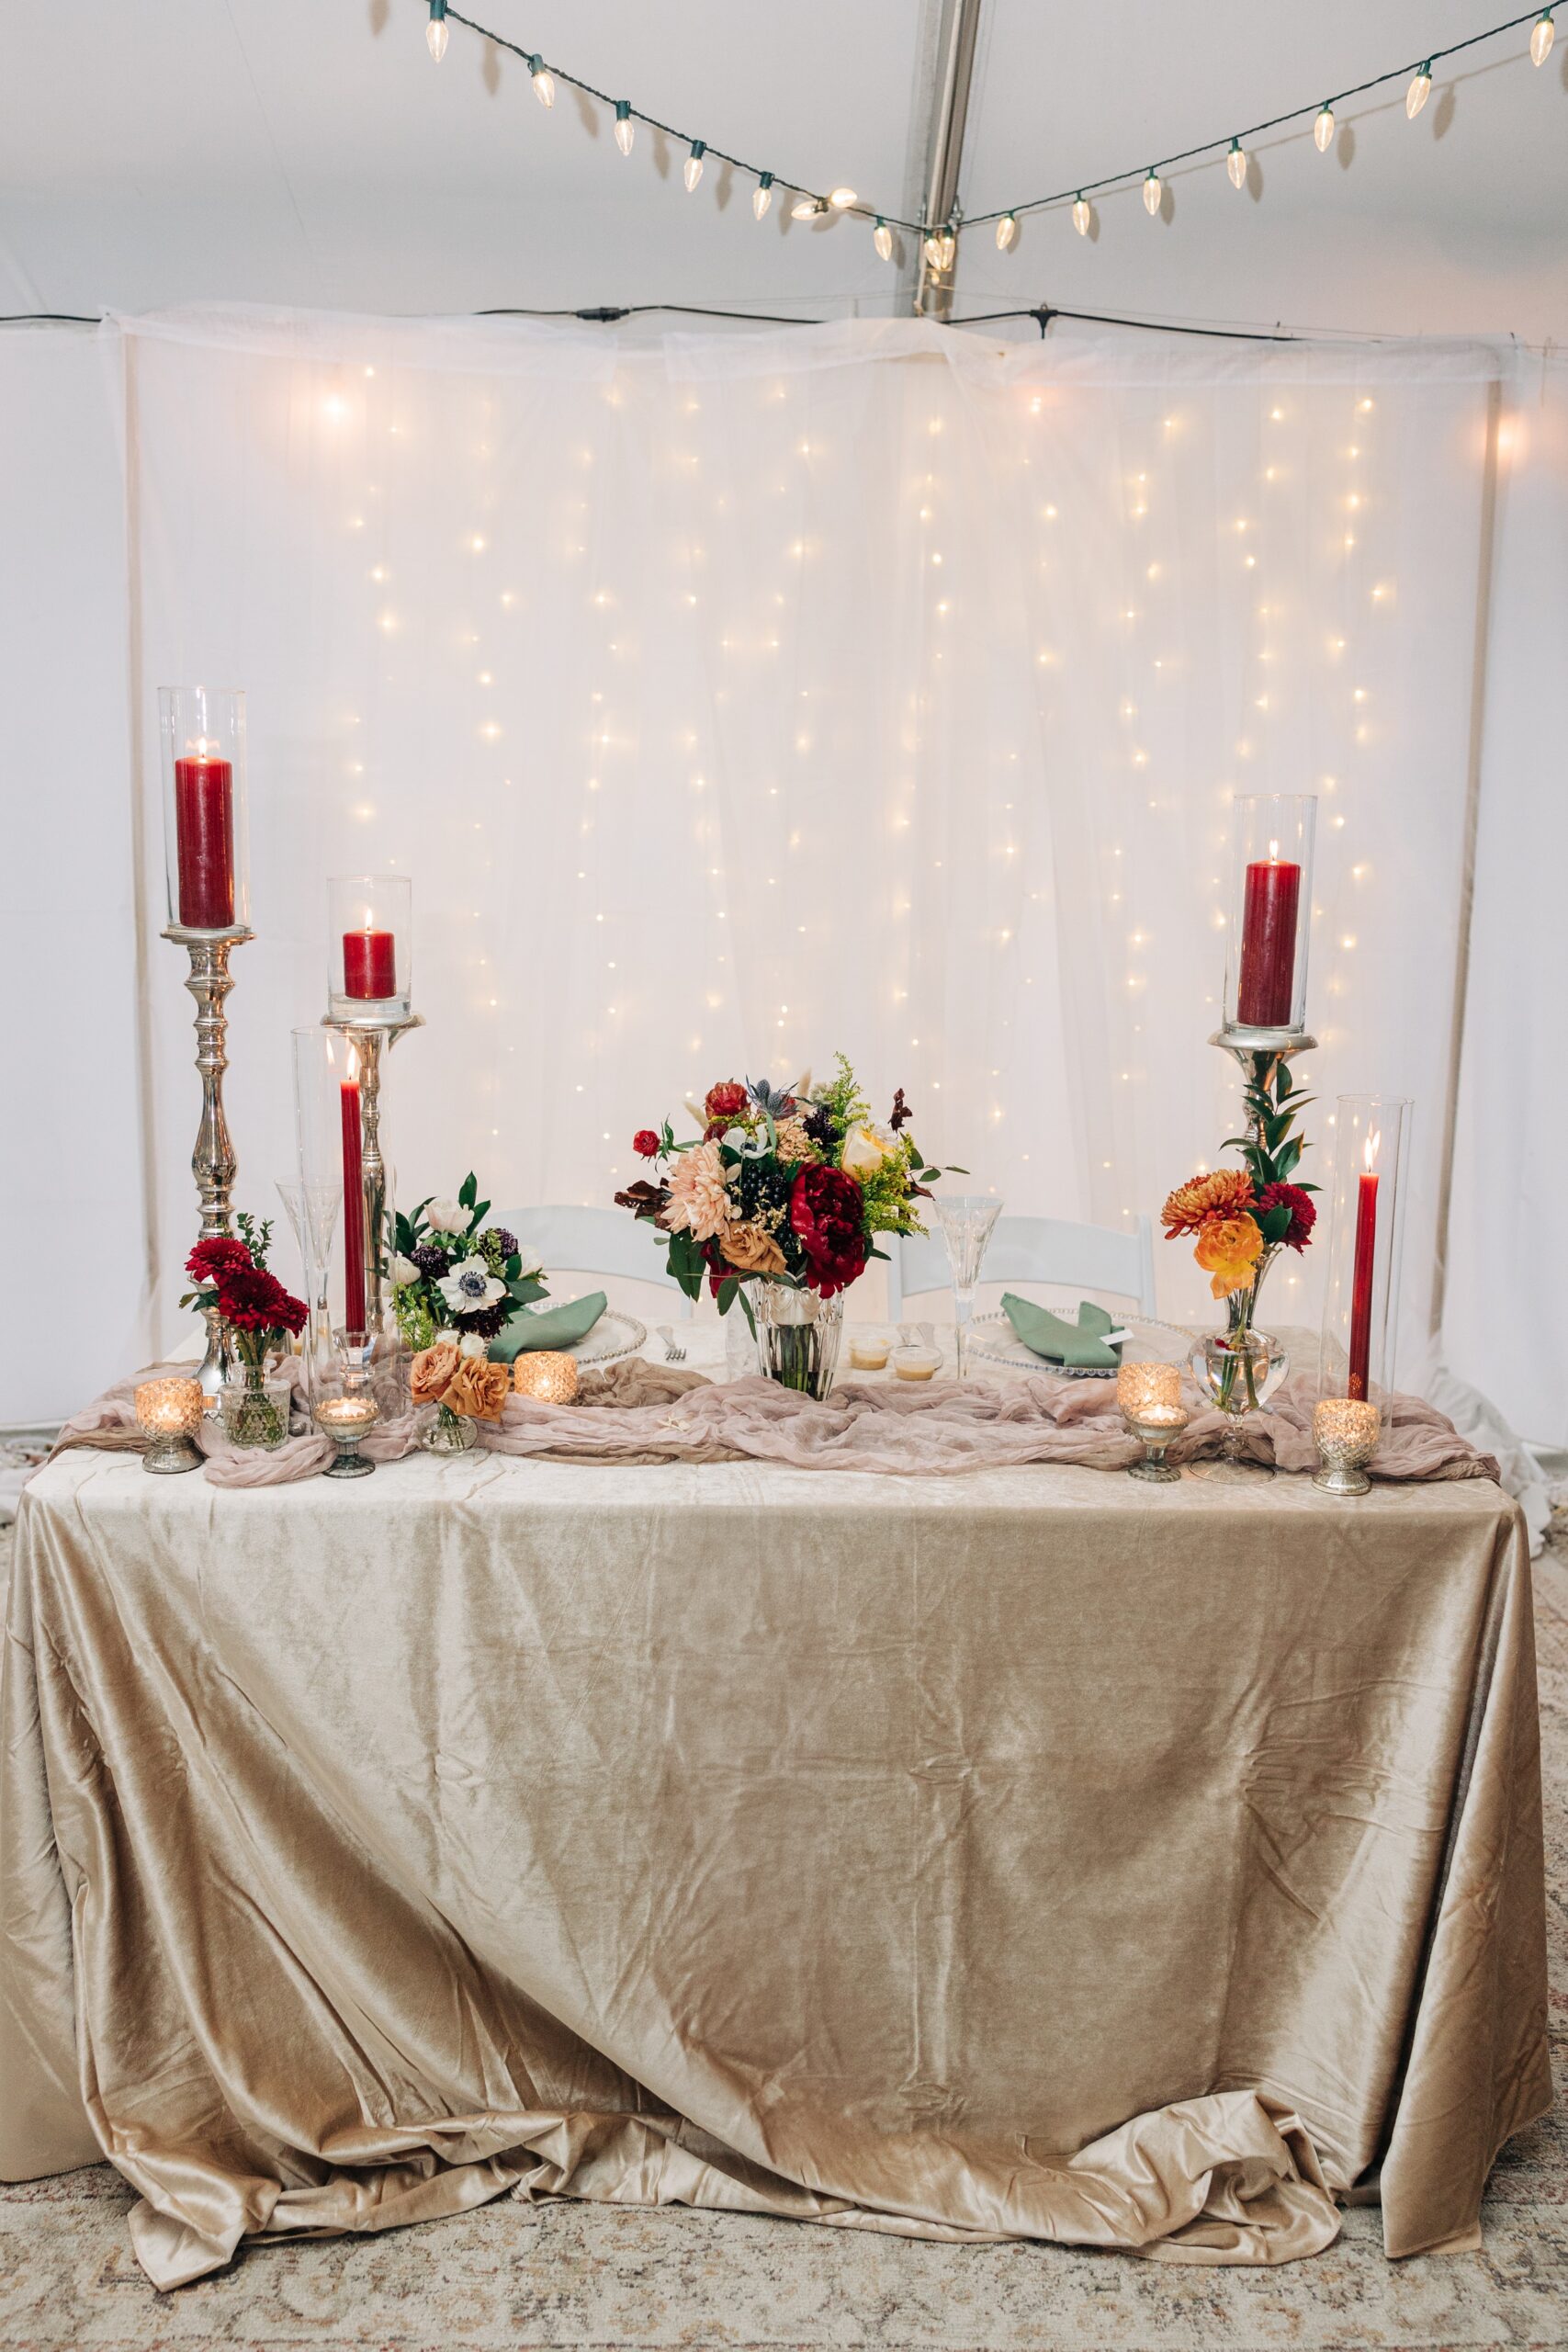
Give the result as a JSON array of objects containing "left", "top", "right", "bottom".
[
  {"left": 938, "top": 225, "right": 956, "bottom": 269},
  {"left": 997, "top": 211, "right": 1018, "bottom": 251},
  {"left": 874, "top": 216, "right": 893, "bottom": 261},
  {"left": 1226, "top": 138, "right": 1246, "bottom": 189},
  {"left": 1314, "top": 103, "right": 1336, "bottom": 151},
  {"left": 527, "top": 53, "right": 556, "bottom": 106},
  {"left": 753, "top": 172, "right": 773, "bottom": 220},
  {"left": 684, "top": 141, "right": 705, "bottom": 192},
  {"left": 1143, "top": 168, "right": 1162, "bottom": 216},
  {"left": 1531, "top": 9, "right": 1555, "bottom": 64},
  {"left": 425, "top": 0, "right": 447, "bottom": 62},
  {"left": 614, "top": 100, "right": 634, "bottom": 156},
  {"left": 1406, "top": 62, "right": 1431, "bottom": 118},
  {"left": 1072, "top": 192, "right": 1092, "bottom": 236},
  {"left": 829, "top": 186, "right": 857, "bottom": 209},
  {"left": 923, "top": 228, "right": 943, "bottom": 264},
  {"left": 792, "top": 193, "right": 827, "bottom": 220}
]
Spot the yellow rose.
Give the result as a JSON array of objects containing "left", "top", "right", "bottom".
[
  {"left": 841, "top": 1121, "right": 896, "bottom": 1177},
  {"left": 1194, "top": 1213, "right": 1264, "bottom": 1300}
]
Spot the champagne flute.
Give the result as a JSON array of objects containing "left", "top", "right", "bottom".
[{"left": 933, "top": 1196, "right": 1002, "bottom": 1379}]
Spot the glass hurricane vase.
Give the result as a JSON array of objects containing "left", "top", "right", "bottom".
[
  {"left": 1189, "top": 1309, "right": 1289, "bottom": 1484},
  {"left": 422, "top": 1401, "right": 477, "bottom": 1453},
  {"left": 753, "top": 1283, "right": 844, "bottom": 1399}
]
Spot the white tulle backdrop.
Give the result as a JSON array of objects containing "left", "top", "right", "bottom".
[{"left": 3, "top": 310, "right": 1562, "bottom": 1453}]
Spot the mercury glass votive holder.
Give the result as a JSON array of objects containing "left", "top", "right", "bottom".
[
  {"left": 1312, "top": 1396, "right": 1381, "bottom": 1497},
  {"left": 1117, "top": 1362, "right": 1189, "bottom": 1484},
  {"left": 513, "top": 1351, "right": 580, "bottom": 1404},
  {"left": 314, "top": 1393, "right": 380, "bottom": 1477},
  {"left": 135, "top": 1376, "right": 205, "bottom": 1475}
]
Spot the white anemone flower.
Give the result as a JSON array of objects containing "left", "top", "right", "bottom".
[
  {"left": 438, "top": 1256, "right": 506, "bottom": 1317},
  {"left": 425, "top": 1198, "right": 468, "bottom": 1233}
]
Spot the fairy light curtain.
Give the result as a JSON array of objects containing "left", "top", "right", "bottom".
[{"left": 100, "top": 309, "right": 1548, "bottom": 1432}]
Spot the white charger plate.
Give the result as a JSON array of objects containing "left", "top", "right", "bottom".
[
  {"left": 965, "top": 1311, "right": 1192, "bottom": 1378},
  {"left": 560, "top": 1308, "right": 647, "bottom": 1368}
]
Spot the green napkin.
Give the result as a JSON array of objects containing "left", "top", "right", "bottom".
[
  {"left": 489, "top": 1293, "right": 608, "bottom": 1364},
  {"left": 1000, "top": 1294, "right": 1123, "bottom": 1371}
]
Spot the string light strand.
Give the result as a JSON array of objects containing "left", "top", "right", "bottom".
[{"left": 428, "top": 3, "right": 1562, "bottom": 249}]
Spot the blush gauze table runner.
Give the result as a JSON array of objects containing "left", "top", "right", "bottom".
[{"left": 0, "top": 1383, "right": 1546, "bottom": 2289}]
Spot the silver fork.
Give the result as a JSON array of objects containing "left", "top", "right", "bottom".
[{"left": 657, "top": 1324, "right": 685, "bottom": 1363}]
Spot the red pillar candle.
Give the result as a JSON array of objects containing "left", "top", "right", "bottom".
[
  {"left": 173, "top": 746, "right": 235, "bottom": 929},
  {"left": 341, "top": 1059, "right": 367, "bottom": 1340},
  {"left": 1347, "top": 1152, "right": 1380, "bottom": 1401},
  {"left": 1235, "top": 852, "right": 1302, "bottom": 1028},
  {"left": 343, "top": 927, "right": 397, "bottom": 1000}
]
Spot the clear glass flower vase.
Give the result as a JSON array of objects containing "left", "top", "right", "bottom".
[
  {"left": 1189, "top": 1303, "right": 1288, "bottom": 1484},
  {"left": 422, "top": 1401, "right": 477, "bottom": 1453},
  {"left": 753, "top": 1283, "right": 844, "bottom": 1399},
  {"left": 220, "top": 1366, "right": 293, "bottom": 1452}
]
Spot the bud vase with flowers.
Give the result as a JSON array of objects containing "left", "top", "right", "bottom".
[
  {"left": 182, "top": 1217, "right": 308, "bottom": 1450},
  {"left": 1161, "top": 1060, "right": 1317, "bottom": 1475}
]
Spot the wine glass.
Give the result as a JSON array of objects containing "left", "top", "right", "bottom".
[
  {"left": 276, "top": 1178, "right": 341, "bottom": 1404},
  {"left": 933, "top": 1196, "right": 1002, "bottom": 1379}
]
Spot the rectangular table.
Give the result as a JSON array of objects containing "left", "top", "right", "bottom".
[{"left": 1, "top": 1442, "right": 1549, "bottom": 2288}]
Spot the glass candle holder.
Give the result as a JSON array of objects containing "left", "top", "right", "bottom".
[
  {"left": 1317, "top": 1095, "right": 1412, "bottom": 1409},
  {"left": 158, "top": 687, "right": 249, "bottom": 935},
  {"left": 1116, "top": 1362, "right": 1189, "bottom": 1483},
  {"left": 314, "top": 1392, "right": 379, "bottom": 1477},
  {"left": 328, "top": 874, "right": 412, "bottom": 1023},
  {"left": 1312, "top": 1396, "right": 1382, "bottom": 1496},
  {"left": 135, "top": 1376, "right": 205, "bottom": 1474},
  {"left": 1221, "top": 794, "right": 1316, "bottom": 1035},
  {"left": 513, "top": 1351, "right": 580, "bottom": 1403}
]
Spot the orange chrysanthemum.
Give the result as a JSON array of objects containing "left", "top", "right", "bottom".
[
  {"left": 1194, "top": 1213, "right": 1264, "bottom": 1299},
  {"left": 1160, "top": 1168, "right": 1256, "bottom": 1238}
]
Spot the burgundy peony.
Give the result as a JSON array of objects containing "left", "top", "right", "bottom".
[
  {"left": 216, "top": 1263, "right": 308, "bottom": 1337},
  {"left": 1258, "top": 1181, "right": 1316, "bottom": 1252},
  {"left": 788, "top": 1163, "right": 867, "bottom": 1296},
  {"left": 633, "top": 1128, "right": 660, "bottom": 1159},
  {"left": 186, "top": 1235, "right": 252, "bottom": 1288},
  {"left": 705, "top": 1080, "right": 748, "bottom": 1123}
]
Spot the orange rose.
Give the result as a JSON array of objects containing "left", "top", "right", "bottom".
[
  {"left": 1194, "top": 1213, "right": 1264, "bottom": 1299},
  {"left": 443, "top": 1357, "right": 511, "bottom": 1422},
  {"left": 722, "top": 1220, "right": 787, "bottom": 1277},
  {"left": 410, "top": 1340, "right": 460, "bottom": 1404}
]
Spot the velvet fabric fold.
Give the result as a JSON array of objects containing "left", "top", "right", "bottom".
[{"left": 1, "top": 1439, "right": 1548, "bottom": 2289}]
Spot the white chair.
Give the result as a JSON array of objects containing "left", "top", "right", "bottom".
[
  {"left": 884, "top": 1214, "right": 1157, "bottom": 1320},
  {"left": 496, "top": 1206, "right": 694, "bottom": 1318}
]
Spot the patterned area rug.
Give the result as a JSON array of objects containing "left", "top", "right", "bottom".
[{"left": 2, "top": 1511, "right": 1564, "bottom": 2352}]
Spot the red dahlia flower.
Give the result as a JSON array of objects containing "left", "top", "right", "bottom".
[
  {"left": 1258, "top": 1181, "right": 1316, "bottom": 1251},
  {"left": 186, "top": 1235, "right": 252, "bottom": 1287},
  {"left": 633, "top": 1129, "right": 660, "bottom": 1159},
  {"left": 217, "top": 1264, "right": 308, "bottom": 1337},
  {"left": 788, "top": 1163, "right": 867, "bottom": 1296},
  {"left": 705, "top": 1080, "right": 748, "bottom": 1122}
]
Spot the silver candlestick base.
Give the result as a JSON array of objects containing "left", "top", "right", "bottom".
[
  {"left": 321, "top": 1010, "right": 423, "bottom": 1351},
  {"left": 165, "top": 922, "right": 254, "bottom": 1402}
]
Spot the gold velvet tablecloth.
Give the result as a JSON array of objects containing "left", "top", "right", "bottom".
[{"left": 0, "top": 1444, "right": 1549, "bottom": 2288}]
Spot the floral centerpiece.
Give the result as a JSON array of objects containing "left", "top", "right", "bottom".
[
  {"left": 181, "top": 1215, "right": 308, "bottom": 1449},
  {"left": 615, "top": 1057, "right": 948, "bottom": 1396},
  {"left": 388, "top": 1173, "right": 547, "bottom": 1356},
  {"left": 1161, "top": 1058, "right": 1316, "bottom": 1428}
]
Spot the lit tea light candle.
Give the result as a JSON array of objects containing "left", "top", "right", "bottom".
[
  {"left": 314, "top": 1391, "right": 379, "bottom": 1479},
  {"left": 1312, "top": 1396, "right": 1381, "bottom": 1497},
  {"left": 1117, "top": 1362, "right": 1188, "bottom": 1484},
  {"left": 513, "top": 1351, "right": 580, "bottom": 1404},
  {"left": 135, "top": 1376, "right": 205, "bottom": 1476}
]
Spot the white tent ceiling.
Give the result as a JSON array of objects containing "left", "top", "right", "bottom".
[{"left": 3, "top": 0, "right": 1565, "bottom": 340}]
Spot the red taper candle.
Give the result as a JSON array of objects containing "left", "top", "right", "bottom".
[
  {"left": 1347, "top": 1156, "right": 1380, "bottom": 1401},
  {"left": 173, "top": 747, "right": 235, "bottom": 929},
  {"left": 343, "top": 927, "right": 396, "bottom": 1000},
  {"left": 340, "top": 1060, "right": 367, "bottom": 1340},
  {"left": 1236, "top": 852, "right": 1301, "bottom": 1028}
]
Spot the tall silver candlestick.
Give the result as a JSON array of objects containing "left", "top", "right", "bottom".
[{"left": 165, "top": 921, "right": 254, "bottom": 1398}]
